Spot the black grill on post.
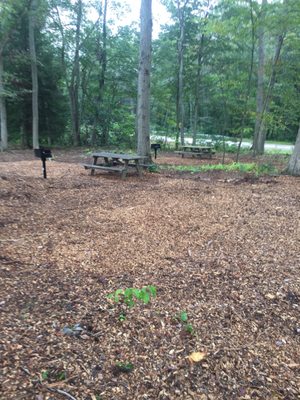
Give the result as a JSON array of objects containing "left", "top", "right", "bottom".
[
  {"left": 34, "top": 148, "right": 52, "bottom": 179},
  {"left": 151, "top": 143, "right": 161, "bottom": 159}
]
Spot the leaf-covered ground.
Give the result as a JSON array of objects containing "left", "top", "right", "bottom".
[{"left": 1, "top": 149, "right": 299, "bottom": 400}]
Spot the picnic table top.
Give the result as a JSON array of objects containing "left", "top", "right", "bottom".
[
  {"left": 92, "top": 152, "right": 144, "bottom": 160},
  {"left": 181, "top": 145, "right": 213, "bottom": 149}
]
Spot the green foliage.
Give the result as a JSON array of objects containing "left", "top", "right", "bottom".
[
  {"left": 2, "top": 0, "right": 299, "bottom": 148},
  {"left": 165, "top": 162, "right": 278, "bottom": 176},
  {"left": 118, "top": 313, "right": 126, "bottom": 322},
  {"left": 179, "top": 311, "right": 188, "bottom": 323},
  {"left": 185, "top": 323, "right": 194, "bottom": 335},
  {"left": 114, "top": 362, "right": 134, "bottom": 374},
  {"left": 176, "top": 311, "right": 194, "bottom": 336},
  {"left": 56, "top": 370, "right": 66, "bottom": 381},
  {"left": 108, "top": 285, "right": 157, "bottom": 308},
  {"left": 147, "top": 164, "right": 160, "bottom": 173},
  {"left": 41, "top": 370, "right": 49, "bottom": 381}
]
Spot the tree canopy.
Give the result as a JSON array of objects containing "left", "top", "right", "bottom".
[{"left": 0, "top": 0, "right": 299, "bottom": 156}]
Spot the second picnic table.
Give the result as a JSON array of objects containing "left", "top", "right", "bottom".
[
  {"left": 83, "top": 152, "right": 144, "bottom": 179},
  {"left": 175, "top": 145, "right": 215, "bottom": 159}
]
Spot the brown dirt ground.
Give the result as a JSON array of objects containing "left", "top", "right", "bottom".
[{"left": 0, "top": 149, "right": 299, "bottom": 400}]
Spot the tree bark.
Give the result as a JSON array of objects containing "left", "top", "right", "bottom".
[
  {"left": 29, "top": 0, "right": 39, "bottom": 149},
  {"left": 0, "top": 51, "right": 8, "bottom": 150},
  {"left": 176, "top": 0, "right": 188, "bottom": 147},
  {"left": 137, "top": 0, "right": 152, "bottom": 162},
  {"left": 254, "top": 33, "right": 285, "bottom": 155},
  {"left": 96, "top": 0, "right": 108, "bottom": 146},
  {"left": 287, "top": 122, "right": 300, "bottom": 175},
  {"left": 192, "top": 34, "right": 205, "bottom": 145},
  {"left": 70, "top": 0, "right": 82, "bottom": 146},
  {"left": 235, "top": 0, "right": 256, "bottom": 162},
  {"left": 253, "top": 0, "right": 266, "bottom": 155}
]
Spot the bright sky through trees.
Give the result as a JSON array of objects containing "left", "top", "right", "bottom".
[{"left": 107, "top": 0, "right": 171, "bottom": 38}]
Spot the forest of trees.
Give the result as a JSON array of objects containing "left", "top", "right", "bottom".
[{"left": 0, "top": 0, "right": 300, "bottom": 159}]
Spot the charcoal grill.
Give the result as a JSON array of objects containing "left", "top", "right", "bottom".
[
  {"left": 151, "top": 143, "right": 161, "bottom": 159},
  {"left": 34, "top": 148, "right": 52, "bottom": 178}
]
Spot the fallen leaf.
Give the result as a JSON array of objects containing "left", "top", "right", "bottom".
[
  {"left": 265, "top": 293, "right": 276, "bottom": 300},
  {"left": 187, "top": 351, "right": 206, "bottom": 363}
]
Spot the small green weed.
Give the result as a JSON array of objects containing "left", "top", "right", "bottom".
[
  {"left": 185, "top": 323, "right": 194, "bottom": 335},
  {"left": 56, "top": 371, "right": 66, "bottom": 381},
  {"left": 118, "top": 313, "right": 126, "bottom": 322},
  {"left": 113, "top": 362, "right": 134, "bottom": 375},
  {"left": 176, "top": 311, "right": 195, "bottom": 336},
  {"left": 147, "top": 164, "right": 159, "bottom": 173},
  {"left": 108, "top": 285, "right": 157, "bottom": 308},
  {"left": 41, "top": 370, "right": 49, "bottom": 381},
  {"left": 179, "top": 311, "right": 188, "bottom": 323},
  {"left": 163, "top": 162, "right": 278, "bottom": 176}
]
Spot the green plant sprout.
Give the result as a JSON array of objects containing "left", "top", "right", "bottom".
[
  {"left": 115, "top": 361, "right": 134, "bottom": 373},
  {"left": 177, "top": 311, "right": 195, "bottom": 335},
  {"left": 108, "top": 285, "right": 157, "bottom": 308},
  {"left": 118, "top": 313, "right": 126, "bottom": 322},
  {"left": 41, "top": 370, "right": 49, "bottom": 381},
  {"left": 179, "top": 311, "right": 188, "bottom": 323},
  {"left": 185, "top": 323, "right": 194, "bottom": 335}
]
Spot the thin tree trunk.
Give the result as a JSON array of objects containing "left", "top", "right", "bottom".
[
  {"left": 253, "top": 0, "right": 267, "bottom": 155},
  {"left": 287, "top": 122, "right": 300, "bottom": 175},
  {"left": 0, "top": 51, "right": 8, "bottom": 150},
  {"left": 71, "top": 0, "right": 82, "bottom": 146},
  {"left": 96, "top": 0, "right": 108, "bottom": 146},
  {"left": 192, "top": 34, "right": 205, "bottom": 145},
  {"left": 235, "top": 0, "right": 255, "bottom": 162},
  {"left": 137, "top": 0, "right": 152, "bottom": 162},
  {"left": 29, "top": 0, "right": 39, "bottom": 149},
  {"left": 176, "top": 0, "right": 188, "bottom": 147},
  {"left": 254, "top": 34, "right": 285, "bottom": 155}
]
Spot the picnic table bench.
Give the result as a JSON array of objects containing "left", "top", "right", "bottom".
[
  {"left": 83, "top": 152, "right": 144, "bottom": 179},
  {"left": 175, "top": 145, "right": 215, "bottom": 159}
]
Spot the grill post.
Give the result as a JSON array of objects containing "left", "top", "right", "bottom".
[
  {"left": 34, "top": 148, "right": 52, "bottom": 178},
  {"left": 151, "top": 143, "right": 161, "bottom": 159}
]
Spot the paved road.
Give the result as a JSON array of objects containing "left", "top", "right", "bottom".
[{"left": 151, "top": 135, "right": 294, "bottom": 152}]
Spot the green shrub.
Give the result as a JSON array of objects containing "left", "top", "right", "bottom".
[{"left": 108, "top": 285, "right": 157, "bottom": 308}]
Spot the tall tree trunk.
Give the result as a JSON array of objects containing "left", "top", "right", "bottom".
[
  {"left": 235, "top": 0, "right": 255, "bottom": 162},
  {"left": 137, "top": 0, "right": 152, "bottom": 162},
  {"left": 96, "top": 0, "right": 108, "bottom": 146},
  {"left": 192, "top": 34, "right": 205, "bottom": 145},
  {"left": 176, "top": 0, "right": 188, "bottom": 147},
  {"left": 29, "top": 0, "right": 39, "bottom": 149},
  {"left": 0, "top": 51, "right": 8, "bottom": 150},
  {"left": 254, "top": 33, "right": 285, "bottom": 155},
  {"left": 70, "top": 0, "right": 82, "bottom": 146},
  {"left": 253, "top": 0, "right": 267, "bottom": 155},
  {"left": 287, "top": 122, "right": 300, "bottom": 175}
]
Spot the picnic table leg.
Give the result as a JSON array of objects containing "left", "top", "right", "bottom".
[
  {"left": 121, "top": 160, "right": 129, "bottom": 179},
  {"left": 91, "top": 156, "right": 98, "bottom": 175},
  {"left": 135, "top": 160, "right": 142, "bottom": 177}
]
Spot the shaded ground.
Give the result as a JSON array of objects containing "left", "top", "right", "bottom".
[{"left": 0, "top": 149, "right": 299, "bottom": 400}]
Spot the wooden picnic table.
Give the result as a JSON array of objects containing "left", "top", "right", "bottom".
[
  {"left": 175, "top": 145, "right": 215, "bottom": 159},
  {"left": 83, "top": 152, "right": 144, "bottom": 179}
]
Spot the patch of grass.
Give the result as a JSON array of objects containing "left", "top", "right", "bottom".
[
  {"left": 265, "top": 149, "right": 293, "bottom": 155},
  {"left": 162, "top": 162, "right": 278, "bottom": 176}
]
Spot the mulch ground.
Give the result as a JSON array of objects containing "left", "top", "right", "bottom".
[{"left": 0, "top": 149, "right": 299, "bottom": 400}]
